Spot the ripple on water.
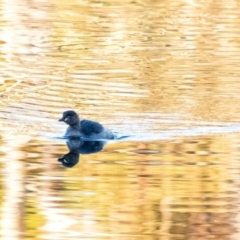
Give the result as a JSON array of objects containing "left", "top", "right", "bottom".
[{"left": 1, "top": 0, "right": 240, "bottom": 239}]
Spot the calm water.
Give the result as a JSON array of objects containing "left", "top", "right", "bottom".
[{"left": 1, "top": 0, "right": 240, "bottom": 239}]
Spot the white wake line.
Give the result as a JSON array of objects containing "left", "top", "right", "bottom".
[
  {"left": 40, "top": 124, "right": 240, "bottom": 142},
  {"left": 124, "top": 124, "right": 240, "bottom": 141}
]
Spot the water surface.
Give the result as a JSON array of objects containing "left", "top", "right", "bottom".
[{"left": 1, "top": 0, "right": 240, "bottom": 239}]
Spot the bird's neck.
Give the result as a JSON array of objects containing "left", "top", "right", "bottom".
[{"left": 69, "top": 121, "right": 81, "bottom": 130}]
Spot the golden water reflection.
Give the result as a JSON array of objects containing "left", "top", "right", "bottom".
[
  {"left": 1, "top": 0, "right": 240, "bottom": 239},
  {"left": 1, "top": 0, "right": 240, "bottom": 136},
  {"left": 0, "top": 134, "right": 240, "bottom": 239}
]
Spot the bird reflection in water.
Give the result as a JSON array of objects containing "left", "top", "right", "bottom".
[{"left": 58, "top": 137, "right": 106, "bottom": 168}]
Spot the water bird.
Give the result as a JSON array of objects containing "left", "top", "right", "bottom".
[{"left": 59, "top": 110, "right": 114, "bottom": 139}]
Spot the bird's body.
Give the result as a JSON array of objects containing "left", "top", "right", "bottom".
[{"left": 59, "top": 110, "right": 114, "bottom": 139}]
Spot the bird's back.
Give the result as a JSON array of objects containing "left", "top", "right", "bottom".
[
  {"left": 80, "top": 119, "right": 114, "bottom": 139},
  {"left": 80, "top": 120, "right": 104, "bottom": 135}
]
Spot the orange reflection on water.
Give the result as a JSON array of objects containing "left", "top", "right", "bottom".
[{"left": 0, "top": 0, "right": 240, "bottom": 239}]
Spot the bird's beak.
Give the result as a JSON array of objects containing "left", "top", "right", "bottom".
[{"left": 59, "top": 116, "right": 69, "bottom": 122}]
